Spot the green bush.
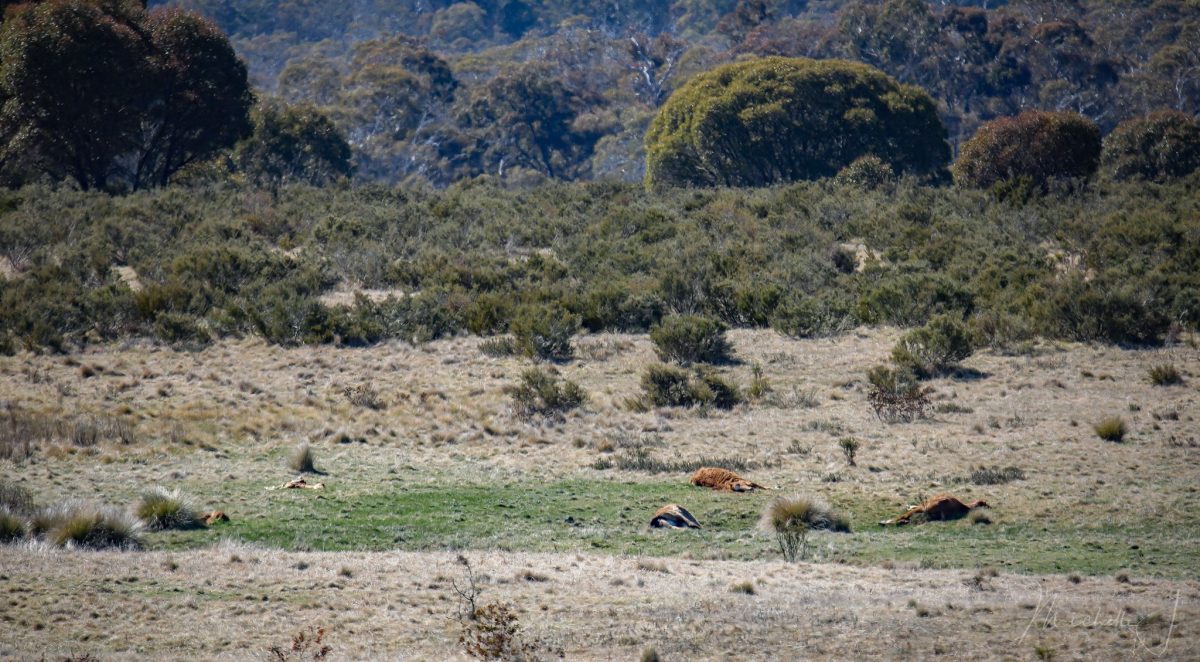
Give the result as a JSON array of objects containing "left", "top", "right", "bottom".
[
  {"left": 640, "top": 364, "right": 698, "bottom": 408},
  {"left": 646, "top": 57, "right": 949, "bottom": 188},
  {"left": 650, "top": 314, "right": 731, "bottom": 365},
  {"left": 1103, "top": 111, "right": 1200, "bottom": 183},
  {"left": 834, "top": 155, "right": 896, "bottom": 191},
  {"left": 509, "top": 367, "right": 587, "bottom": 419},
  {"left": 510, "top": 304, "right": 578, "bottom": 362},
  {"left": 133, "top": 487, "right": 203, "bottom": 530},
  {"left": 639, "top": 364, "right": 741, "bottom": 410},
  {"left": 890, "top": 314, "right": 974, "bottom": 378},
  {"left": 770, "top": 293, "right": 857, "bottom": 338},
  {"left": 153, "top": 312, "right": 212, "bottom": 347}
]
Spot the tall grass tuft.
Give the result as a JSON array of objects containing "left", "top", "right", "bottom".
[
  {"left": 0, "top": 507, "right": 24, "bottom": 543},
  {"left": 134, "top": 487, "right": 203, "bottom": 530},
  {"left": 1147, "top": 364, "right": 1183, "bottom": 386},
  {"left": 1094, "top": 417, "right": 1127, "bottom": 442},
  {"left": 40, "top": 503, "right": 141, "bottom": 550},
  {"left": 289, "top": 444, "right": 319, "bottom": 473}
]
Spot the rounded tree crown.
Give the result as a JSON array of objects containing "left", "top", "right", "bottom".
[{"left": 644, "top": 56, "right": 950, "bottom": 189}]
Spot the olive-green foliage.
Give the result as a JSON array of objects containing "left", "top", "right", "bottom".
[
  {"left": 865, "top": 364, "right": 930, "bottom": 423},
  {"left": 510, "top": 303, "right": 578, "bottom": 362},
  {"left": 234, "top": 102, "right": 354, "bottom": 190},
  {"left": 639, "top": 364, "right": 741, "bottom": 410},
  {"left": 650, "top": 314, "right": 731, "bottom": 365},
  {"left": 645, "top": 57, "right": 950, "bottom": 189},
  {"left": 954, "top": 111, "right": 1101, "bottom": 190},
  {"left": 1103, "top": 111, "right": 1200, "bottom": 183},
  {"left": 509, "top": 367, "right": 586, "bottom": 419},
  {"left": 890, "top": 314, "right": 974, "bottom": 378},
  {"left": 0, "top": 174, "right": 1196, "bottom": 354},
  {"left": 835, "top": 155, "right": 896, "bottom": 191}
]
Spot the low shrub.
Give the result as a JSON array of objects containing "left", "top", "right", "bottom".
[
  {"left": 760, "top": 496, "right": 849, "bottom": 562},
  {"left": 865, "top": 365, "right": 931, "bottom": 423},
  {"left": 479, "top": 336, "right": 518, "bottom": 357},
  {"left": 1094, "top": 417, "right": 1127, "bottom": 442},
  {"left": 639, "top": 364, "right": 742, "bottom": 410},
  {"left": 649, "top": 314, "right": 731, "bottom": 365},
  {"left": 770, "top": 293, "right": 857, "bottom": 338},
  {"left": 133, "top": 487, "right": 203, "bottom": 530},
  {"left": 153, "top": 311, "right": 211, "bottom": 347},
  {"left": 891, "top": 314, "right": 974, "bottom": 378},
  {"left": 1147, "top": 364, "right": 1183, "bottom": 386},
  {"left": 510, "top": 304, "right": 578, "bottom": 362},
  {"left": 595, "top": 449, "right": 756, "bottom": 474},
  {"left": 509, "top": 367, "right": 586, "bottom": 419},
  {"left": 837, "top": 437, "right": 860, "bottom": 466},
  {"left": 834, "top": 155, "right": 895, "bottom": 191}
]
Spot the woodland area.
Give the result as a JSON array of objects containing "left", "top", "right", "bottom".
[{"left": 151, "top": 0, "right": 1200, "bottom": 186}]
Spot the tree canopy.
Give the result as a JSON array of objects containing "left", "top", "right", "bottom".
[
  {"left": 953, "top": 110, "right": 1101, "bottom": 189},
  {"left": 1103, "top": 110, "right": 1200, "bottom": 183},
  {"left": 0, "top": 0, "right": 251, "bottom": 191},
  {"left": 644, "top": 57, "right": 950, "bottom": 189}
]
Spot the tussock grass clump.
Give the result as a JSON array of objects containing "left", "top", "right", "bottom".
[
  {"left": 0, "top": 508, "right": 24, "bottom": 543},
  {"left": 0, "top": 480, "right": 35, "bottom": 515},
  {"left": 343, "top": 384, "right": 383, "bottom": 410},
  {"left": 1094, "top": 417, "right": 1127, "bottom": 442},
  {"left": 1147, "top": 364, "right": 1183, "bottom": 386},
  {"left": 969, "top": 466, "right": 1026, "bottom": 485},
  {"left": 650, "top": 314, "right": 732, "bottom": 365},
  {"left": 968, "top": 508, "right": 993, "bottom": 525},
  {"left": 509, "top": 367, "right": 586, "bottom": 419},
  {"left": 761, "top": 496, "right": 849, "bottom": 562},
  {"left": 730, "top": 581, "right": 756, "bottom": 595},
  {"left": 38, "top": 503, "right": 141, "bottom": 550},
  {"left": 134, "top": 487, "right": 203, "bottom": 530},
  {"left": 289, "top": 444, "right": 319, "bottom": 473}
]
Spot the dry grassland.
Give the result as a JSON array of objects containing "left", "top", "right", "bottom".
[{"left": 1, "top": 328, "right": 1197, "bottom": 658}]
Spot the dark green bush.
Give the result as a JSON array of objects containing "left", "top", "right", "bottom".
[
  {"left": 771, "top": 293, "right": 856, "bottom": 338},
  {"left": 954, "top": 111, "right": 1101, "bottom": 190},
  {"left": 891, "top": 314, "right": 974, "bottom": 378},
  {"left": 509, "top": 367, "right": 586, "bottom": 419},
  {"left": 1103, "top": 111, "right": 1200, "bottom": 183},
  {"left": 1147, "top": 364, "right": 1183, "bottom": 386},
  {"left": 650, "top": 314, "right": 731, "bottom": 365},
  {"left": 639, "top": 363, "right": 741, "bottom": 410},
  {"left": 510, "top": 303, "right": 578, "bottom": 362},
  {"left": 153, "top": 312, "right": 212, "bottom": 347}
]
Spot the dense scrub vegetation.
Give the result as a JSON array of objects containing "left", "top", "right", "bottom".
[
  {"left": 103, "top": 0, "right": 1200, "bottom": 188},
  {"left": 1, "top": 175, "right": 1197, "bottom": 354}
]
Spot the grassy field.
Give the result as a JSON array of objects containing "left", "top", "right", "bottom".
[{"left": 2, "top": 327, "right": 1198, "bottom": 658}]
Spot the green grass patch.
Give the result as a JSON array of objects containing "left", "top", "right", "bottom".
[{"left": 144, "top": 477, "right": 1200, "bottom": 578}]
